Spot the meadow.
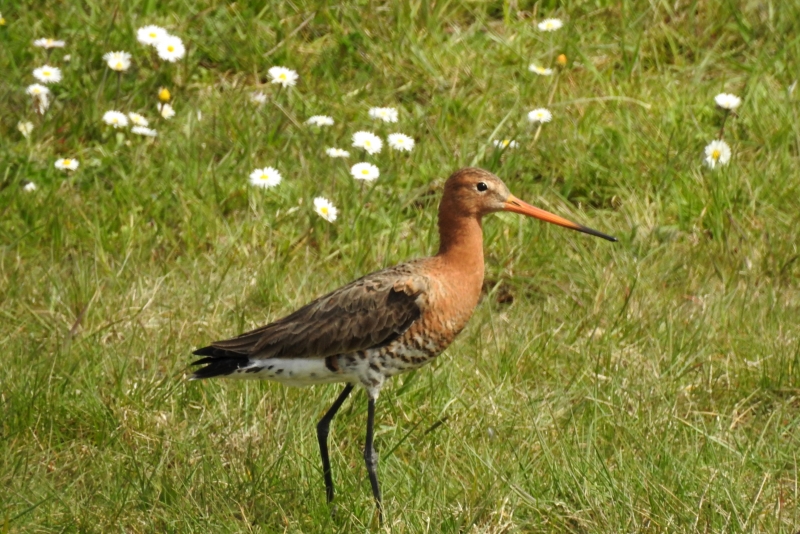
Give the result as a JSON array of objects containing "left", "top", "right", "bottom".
[{"left": 2, "top": 0, "right": 800, "bottom": 532}]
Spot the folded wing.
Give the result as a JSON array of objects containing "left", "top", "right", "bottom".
[{"left": 192, "top": 263, "right": 426, "bottom": 364}]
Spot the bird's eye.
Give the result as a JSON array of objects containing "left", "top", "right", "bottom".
[{"left": 476, "top": 182, "right": 488, "bottom": 192}]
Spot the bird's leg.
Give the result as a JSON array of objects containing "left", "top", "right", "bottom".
[
  {"left": 316, "top": 383, "right": 354, "bottom": 503},
  {"left": 364, "top": 396, "right": 383, "bottom": 525}
]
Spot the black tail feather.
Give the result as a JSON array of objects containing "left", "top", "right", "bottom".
[{"left": 190, "top": 345, "right": 250, "bottom": 379}]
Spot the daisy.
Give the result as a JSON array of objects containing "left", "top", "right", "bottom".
[
  {"left": 704, "top": 140, "right": 731, "bottom": 169},
  {"left": 352, "top": 131, "right": 383, "bottom": 154},
  {"left": 493, "top": 139, "right": 519, "bottom": 149},
  {"left": 249, "top": 167, "right": 282, "bottom": 188},
  {"left": 529, "top": 64, "right": 553, "bottom": 76},
  {"left": 103, "top": 51, "right": 131, "bottom": 72},
  {"left": 313, "top": 197, "right": 338, "bottom": 223},
  {"left": 34, "top": 38, "right": 65, "bottom": 49},
  {"left": 27, "top": 84, "right": 51, "bottom": 114},
  {"left": 307, "top": 115, "right": 334, "bottom": 126},
  {"left": 156, "top": 35, "right": 185, "bottom": 62},
  {"left": 268, "top": 66, "right": 299, "bottom": 87},
  {"left": 527, "top": 108, "right": 553, "bottom": 123},
  {"left": 351, "top": 162, "right": 380, "bottom": 181},
  {"left": 537, "top": 18, "right": 563, "bottom": 31},
  {"left": 102, "top": 110, "right": 129, "bottom": 128},
  {"left": 132, "top": 126, "right": 158, "bottom": 137},
  {"left": 137, "top": 25, "right": 168, "bottom": 46},
  {"left": 128, "top": 112, "right": 149, "bottom": 126},
  {"left": 26, "top": 83, "right": 50, "bottom": 97},
  {"left": 388, "top": 133, "right": 415, "bottom": 152},
  {"left": 714, "top": 93, "right": 741, "bottom": 111},
  {"left": 368, "top": 107, "right": 399, "bottom": 123},
  {"left": 250, "top": 91, "right": 267, "bottom": 105},
  {"left": 159, "top": 103, "right": 175, "bottom": 119},
  {"left": 23, "top": 181, "right": 37, "bottom": 192},
  {"left": 158, "top": 87, "right": 171, "bottom": 102},
  {"left": 55, "top": 158, "right": 79, "bottom": 171},
  {"left": 18, "top": 121, "right": 34, "bottom": 138},
  {"left": 33, "top": 65, "right": 62, "bottom": 84},
  {"left": 325, "top": 148, "right": 350, "bottom": 158}
]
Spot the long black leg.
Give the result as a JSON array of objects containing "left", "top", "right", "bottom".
[
  {"left": 364, "top": 397, "right": 383, "bottom": 524},
  {"left": 316, "top": 384, "right": 354, "bottom": 503}
]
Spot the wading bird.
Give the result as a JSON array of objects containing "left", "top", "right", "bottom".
[{"left": 192, "top": 168, "right": 616, "bottom": 523}]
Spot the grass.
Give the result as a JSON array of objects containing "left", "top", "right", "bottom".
[{"left": 2, "top": 0, "right": 800, "bottom": 531}]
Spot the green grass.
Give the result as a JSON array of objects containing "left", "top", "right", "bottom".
[{"left": 2, "top": 0, "right": 800, "bottom": 531}]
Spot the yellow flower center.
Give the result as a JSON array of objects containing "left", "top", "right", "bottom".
[
  {"left": 43, "top": 70, "right": 51, "bottom": 76},
  {"left": 362, "top": 169, "right": 369, "bottom": 175},
  {"left": 279, "top": 73, "right": 287, "bottom": 80},
  {"left": 167, "top": 45, "right": 174, "bottom": 52},
  {"left": 320, "top": 207, "right": 328, "bottom": 214},
  {"left": 149, "top": 32, "right": 157, "bottom": 38},
  {"left": 115, "top": 61, "right": 123, "bottom": 69},
  {"left": 260, "top": 174, "right": 268, "bottom": 180},
  {"left": 63, "top": 159, "right": 71, "bottom": 166},
  {"left": 502, "top": 140, "right": 509, "bottom": 147},
  {"left": 712, "top": 150, "right": 720, "bottom": 160}
]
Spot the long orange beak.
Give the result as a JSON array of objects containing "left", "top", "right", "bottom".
[{"left": 504, "top": 195, "right": 617, "bottom": 242}]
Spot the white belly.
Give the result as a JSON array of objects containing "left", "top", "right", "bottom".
[{"left": 225, "top": 358, "right": 358, "bottom": 387}]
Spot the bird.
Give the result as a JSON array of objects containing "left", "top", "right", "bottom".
[{"left": 191, "top": 167, "right": 616, "bottom": 523}]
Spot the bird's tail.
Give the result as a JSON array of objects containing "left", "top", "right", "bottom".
[{"left": 190, "top": 346, "right": 250, "bottom": 379}]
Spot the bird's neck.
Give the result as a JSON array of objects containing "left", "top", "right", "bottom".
[{"left": 435, "top": 209, "right": 485, "bottom": 283}]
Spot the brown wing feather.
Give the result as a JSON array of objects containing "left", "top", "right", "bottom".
[{"left": 204, "top": 262, "right": 427, "bottom": 359}]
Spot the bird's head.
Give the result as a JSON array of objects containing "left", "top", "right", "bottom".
[{"left": 441, "top": 167, "right": 617, "bottom": 242}]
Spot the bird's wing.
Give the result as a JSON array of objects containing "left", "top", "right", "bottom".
[{"left": 194, "top": 262, "right": 427, "bottom": 360}]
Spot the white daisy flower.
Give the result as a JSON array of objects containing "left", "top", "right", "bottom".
[
  {"left": 388, "top": 133, "right": 415, "bottom": 152},
  {"left": 351, "top": 162, "right": 380, "bottom": 181},
  {"left": 17, "top": 121, "right": 34, "bottom": 138},
  {"left": 26, "top": 83, "right": 50, "bottom": 97},
  {"left": 158, "top": 103, "right": 175, "bottom": 119},
  {"left": 368, "top": 107, "right": 399, "bottom": 123},
  {"left": 537, "top": 18, "right": 563, "bottom": 31},
  {"left": 251, "top": 91, "right": 267, "bottom": 105},
  {"left": 132, "top": 126, "right": 157, "bottom": 137},
  {"left": 23, "top": 181, "right": 37, "bottom": 192},
  {"left": 493, "top": 139, "right": 519, "bottom": 149},
  {"left": 249, "top": 167, "right": 282, "bottom": 188},
  {"left": 156, "top": 35, "right": 185, "bottom": 62},
  {"left": 313, "top": 197, "right": 338, "bottom": 223},
  {"left": 34, "top": 38, "right": 65, "bottom": 49},
  {"left": 268, "top": 66, "right": 299, "bottom": 87},
  {"left": 33, "top": 65, "right": 62, "bottom": 84},
  {"left": 325, "top": 148, "right": 350, "bottom": 158},
  {"left": 27, "top": 84, "right": 51, "bottom": 114},
  {"left": 128, "top": 113, "right": 149, "bottom": 127},
  {"left": 55, "top": 158, "right": 79, "bottom": 171},
  {"left": 704, "top": 140, "right": 731, "bottom": 169},
  {"left": 102, "top": 110, "right": 129, "bottom": 128},
  {"left": 529, "top": 64, "right": 553, "bottom": 76},
  {"left": 352, "top": 131, "right": 383, "bottom": 155},
  {"left": 714, "top": 93, "right": 741, "bottom": 111},
  {"left": 103, "top": 51, "right": 131, "bottom": 72},
  {"left": 307, "top": 115, "right": 334, "bottom": 126},
  {"left": 137, "top": 25, "right": 168, "bottom": 46},
  {"left": 527, "top": 108, "right": 553, "bottom": 123}
]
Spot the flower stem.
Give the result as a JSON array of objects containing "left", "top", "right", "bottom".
[
  {"left": 717, "top": 110, "right": 730, "bottom": 140},
  {"left": 115, "top": 72, "right": 121, "bottom": 108}
]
